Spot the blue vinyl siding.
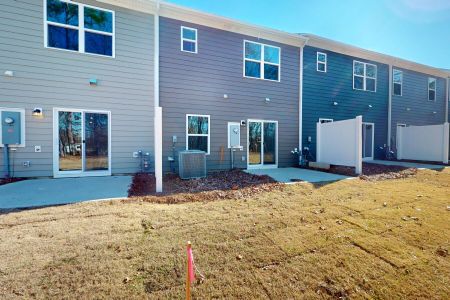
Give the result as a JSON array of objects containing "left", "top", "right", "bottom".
[
  {"left": 391, "top": 68, "right": 447, "bottom": 148},
  {"left": 302, "top": 46, "right": 389, "bottom": 160}
]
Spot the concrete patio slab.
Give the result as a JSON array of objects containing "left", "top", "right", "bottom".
[
  {"left": 367, "top": 160, "right": 447, "bottom": 170},
  {"left": 246, "top": 167, "right": 351, "bottom": 183},
  {"left": 0, "top": 176, "right": 132, "bottom": 210}
]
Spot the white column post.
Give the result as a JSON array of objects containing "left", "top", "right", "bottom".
[
  {"left": 397, "top": 126, "right": 403, "bottom": 160},
  {"left": 443, "top": 122, "right": 449, "bottom": 164},
  {"left": 316, "top": 121, "right": 321, "bottom": 162},
  {"left": 355, "top": 116, "right": 363, "bottom": 175},
  {"left": 154, "top": 0, "right": 163, "bottom": 193},
  {"left": 445, "top": 77, "right": 449, "bottom": 123}
]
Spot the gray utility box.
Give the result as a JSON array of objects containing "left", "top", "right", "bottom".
[
  {"left": 1, "top": 111, "right": 22, "bottom": 145},
  {"left": 178, "top": 150, "right": 206, "bottom": 179}
]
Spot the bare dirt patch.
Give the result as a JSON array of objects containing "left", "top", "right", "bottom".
[
  {"left": 127, "top": 170, "right": 282, "bottom": 204},
  {"left": 0, "top": 177, "right": 25, "bottom": 186},
  {"left": 0, "top": 169, "right": 449, "bottom": 299}
]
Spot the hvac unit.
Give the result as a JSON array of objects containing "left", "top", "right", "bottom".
[{"left": 178, "top": 150, "right": 207, "bottom": 179}]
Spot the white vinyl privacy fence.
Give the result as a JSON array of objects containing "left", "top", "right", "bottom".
[
  {"left": 316, "top": 116, "right": 363, "bottom": 174},
  {"left": 397, "top": 123, "right": 449, "bottom": 164}
]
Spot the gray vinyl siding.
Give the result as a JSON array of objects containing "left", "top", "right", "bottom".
[
  {"left": 0, "top": 0, "right": 154, "bottom": 178},
  {"left": 302, "top": 46, "right": 389, "bottom": 160},
  {"left": 391, "top": 68, "right": 447, "bottom": 148},
  {"left": 160, "top": 17, "right": 300, "bottom": 172}
]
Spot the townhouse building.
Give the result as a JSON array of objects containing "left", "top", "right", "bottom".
[{"left": 1, "top": 0, "right": 449, "bottom": 190}]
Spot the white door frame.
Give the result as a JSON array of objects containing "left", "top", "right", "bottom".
[
  {"left": 53, "top": 108, "right": 112, "bottom": 178},
  {"left": 362, "top": 122, "right": 375, "bottom": 161},
  {"left": 247, "top": 119, "right": 278, "bottom": 169}
]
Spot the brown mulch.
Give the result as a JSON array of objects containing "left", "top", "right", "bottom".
[
  {"left": 308, "top": 163, "right": 418, "bottom": 181},
  {"left": 127, "top": 170, "right": 283, "bottom": 204},
  {"left": 0, "top": 177, "right": 25, "bottom": 186}
]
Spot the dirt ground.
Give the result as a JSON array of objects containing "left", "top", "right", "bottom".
[{"left": 0, "top": 169, "right": 449, "bottom": 299}]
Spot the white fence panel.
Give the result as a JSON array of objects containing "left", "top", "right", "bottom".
[
  {"left": 397, "top": 123, "right": 449, "bottom": 164},
  {"left": 317, "top": 116, "right": 363, "bottom": 174}
]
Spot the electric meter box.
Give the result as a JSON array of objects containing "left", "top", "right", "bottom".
[
  {"left": 228, "top": 122, "right": 241, "bottom": 149},
  {"left": 1, "top": 111, "right": 22, "bottom": 145}
]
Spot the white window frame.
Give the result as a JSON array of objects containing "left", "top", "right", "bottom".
[
  {"left": 0, "top": 108, "right": 26, "bottom": 148},
  {"left": 43, "top": 0, "right": 115, "bottom": 58},
  {"left": 227, "top": 122, "right": 241, "bottom": 149},
  {"left": 319, "top": 118, "right": 333, "bottom": 124},
  {"left": 393, "top": 69, "right": 403, "bottom": 96},
  {"left": 243, "top": 40, "right": 281, "bottom": 82},
  {"left": 317, "top": 52, "right": 327, "bottom": 73},
  {"left": 353, "top": 60, "right": 377, "bottom": 92},
  {"left": 428, "top": 77, "right": 436, "bottom": 101},
  {"left": 181, "top": 26, "right": 198, "bottom": 53},
  {"left": 186, "top": 114, "right": 210, "bottom": 155}
]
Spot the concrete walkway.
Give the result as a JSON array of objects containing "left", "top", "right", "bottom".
[
  {"left": 367, "top": 160, "right": 447, "bottom": 170},
  {"left": 246, "top": 167, "right": 350, "bottom": 183},
  {"left": 0, "top": 176, "right": 132, "bottom": 210}
]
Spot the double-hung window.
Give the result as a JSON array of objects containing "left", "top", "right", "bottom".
[
  {"left": 317, "top": 52, "right": 327, "bottom": 72},
  {"left": 45, "top": 0, "right": 115, "bottom": 57},
  {"left": 244, "top": 41, "right": 280, "bottom": 82},
  {"left": 186, "top": 114, "right": 210, "bottom": 154},
  {"left": 393, "top": 69, "right": 403, "bottom": 96},
  {"left": 428, "top": 78, "right": 436, "bottom": 101},
  {"left": 353, "top": 61, "right": 377, "bottom": 92},
  {"left": 181, "top": 26, "right": 197, "bottom": 53}
]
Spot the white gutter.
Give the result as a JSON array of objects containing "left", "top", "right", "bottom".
[
  {"left": 154, "top": 0, "right": 162, "bottom": 192},
  {"left": 388, "top": 65, "right": 393, "bottom": 148}
]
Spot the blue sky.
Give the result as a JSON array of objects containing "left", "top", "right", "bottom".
[{"left": 167, "top": 0, "right": 450, "bottom": 69}]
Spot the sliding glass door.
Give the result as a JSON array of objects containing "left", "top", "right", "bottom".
[
  {"left": 248, "top": 120, "right": 278, "bottom": 169},
  {"left": 54, "top": 109, "right": 111, "bottom": 177}
]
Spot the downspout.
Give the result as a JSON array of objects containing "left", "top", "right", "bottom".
[
  {"left": 299, "top": 37, "right": 308, "bottom": 164},
  {"left": 154, "top": 0, "right": 163, "bottom": 192},
  {"left": 387, "top": 64, "right": 393, "bottom": 149},
  {"left": 298, "top": 46, "right": 303, "bottom": 164}
]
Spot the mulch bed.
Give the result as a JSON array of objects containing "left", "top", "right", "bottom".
[
  {"left": 307, "top": 162, "right": 418, "bottom": 181},
  {"left": 127, "top": 170, "right": 283, "bottom": 204},
  {"left": 0, "top": 177, "right": 25, "bottom": 186}
]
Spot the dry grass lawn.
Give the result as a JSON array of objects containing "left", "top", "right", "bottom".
[{"left": 0, "top": 169, "right": 449, "bottom": 299}]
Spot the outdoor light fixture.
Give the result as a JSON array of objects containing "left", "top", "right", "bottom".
[
  {"left": 265, "top": 97, "right": 271, "bottom": 103},
  {"left": 406, "top": 107, "right": 411, "bottom": 111},
  {"left": 223, "top": 94, "right": 229, "bottom": 99},
  {"left": 32, "top": 108, "right": 43, "bottom": 117},
  {"left": 433, "top": 111, "right": 437, "bottom": 115},
  {"left": 89, "top": 78, "right": 98, "bottom": 86},
  {"left": 368, "top": 104, "right": 373, "bottom": 108},
  {"left": 333, "top": 101, "right": 338, "bottom": 106},
  {"left": 4, "top": 70, "right": 14, "bottom": 77}
]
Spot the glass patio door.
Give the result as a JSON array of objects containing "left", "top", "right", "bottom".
[
  {"left": 248, "top": 120, "right": 277, "bottom": 169},
  {"left": 362, "top": 123, "right": 374, "bottom": 161},
  {"left": 55, "top": 109, "right": 110, "bottom": 177}
]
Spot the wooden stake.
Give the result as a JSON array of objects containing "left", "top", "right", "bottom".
[{"left": 186, "top": 241, "right": 192, "bottom": 300}]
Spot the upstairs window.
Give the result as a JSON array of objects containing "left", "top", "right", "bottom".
[
  {"left": 353, "top": 61, "right": 377, "bottom": 92},
  {"left": 393, "top": 69, "right": 403, "bottom": 96},
  {"left": 45, "top": 0, "right": 114, "bottom": 57},
  {"left": 317, "top": 52, "right": 327, "bottom": 72},
  {"left": 186, "top": 114, "right": 210, "bottom": 154},
  {"left": 181, "top": 26, "right": 197, "bottom": 53},
  {"left": 428, "top": 78, "right": 436, "bottom": 101},
  {"left": 244, "top": 41, "right": 280, "bottom": 82}
]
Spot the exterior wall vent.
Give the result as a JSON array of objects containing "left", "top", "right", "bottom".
[{"left": 178, "top": 150, "right": 207, "bottom": 179}]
